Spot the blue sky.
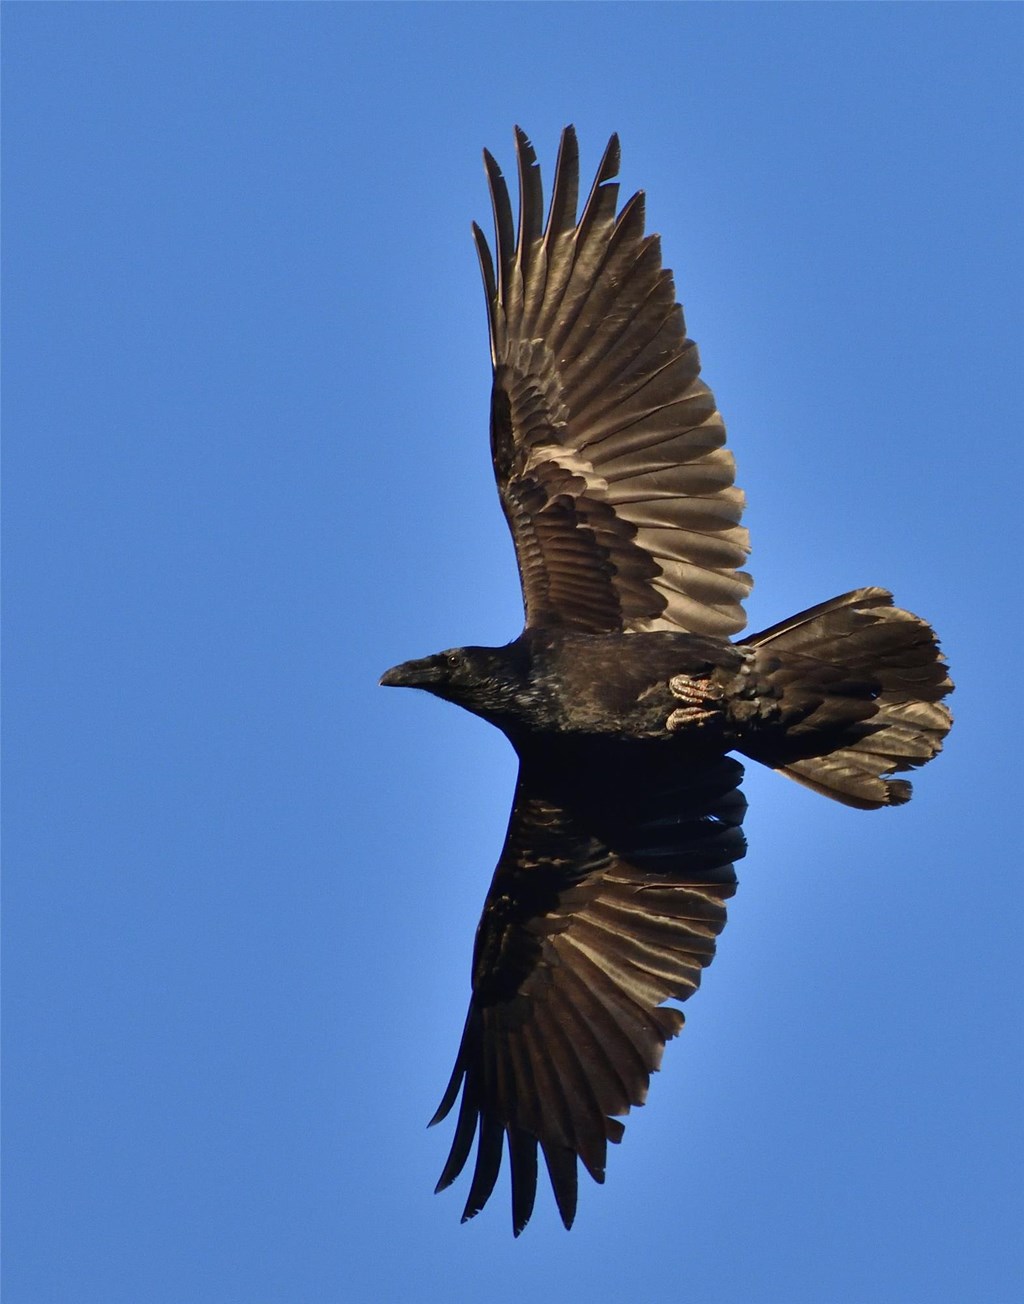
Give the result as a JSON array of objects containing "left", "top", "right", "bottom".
[{"left": 5, "top": 4, "right": 1022, "bottom": 1301}]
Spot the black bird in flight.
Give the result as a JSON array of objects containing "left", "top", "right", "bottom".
[{"left": 381, "top": 127, "right": 952, "bottom": 1236}]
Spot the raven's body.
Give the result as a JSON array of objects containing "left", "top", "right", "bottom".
[
  {"left": 388, "top": 580, "right": 950, "bottom": 804},
  {"left": 385, "top": 628, "right": 743, "bottom": 742},
  {"left": 381, "top": 128, "right": 952, "bottom": 1234}
]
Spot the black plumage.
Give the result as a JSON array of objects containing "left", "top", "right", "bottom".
[{"left": 380, "top": 127, "right": 953, "bottom": 1235}]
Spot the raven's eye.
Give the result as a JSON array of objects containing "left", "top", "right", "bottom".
[{"left": 445, "top": 653, "right": 459, "bottom": 669}]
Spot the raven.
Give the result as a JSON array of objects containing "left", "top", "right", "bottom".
[{"left": 381, "top": 127, "right": 952, "bottom": 1235}]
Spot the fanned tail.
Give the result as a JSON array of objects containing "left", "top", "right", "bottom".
[{"left": 738, "top": 588, "right": 953, "bottom": 809}]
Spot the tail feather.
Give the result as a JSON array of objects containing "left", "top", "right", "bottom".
[{"left": 739, "top": 588, "right": 953, "bottom": 810}]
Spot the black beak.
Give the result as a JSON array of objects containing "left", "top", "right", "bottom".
[{"left": 379, "top": 656, "right": 441, "bottom": 690}]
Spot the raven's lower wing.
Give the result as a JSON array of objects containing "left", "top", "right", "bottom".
[{"left": 430, "top": 745, "right": 746, "bottom": 1234}]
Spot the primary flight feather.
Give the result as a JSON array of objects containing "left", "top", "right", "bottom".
[{"left": 380, "top": 126, "right": 952, "bottom": 1235}]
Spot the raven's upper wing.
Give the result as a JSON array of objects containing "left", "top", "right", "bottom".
[
  {"left": 476, "top": 127, "right": 751, "bottom": 637},
  {"left": 430, "top": 744, "right": 746, "bottom": 1234}
]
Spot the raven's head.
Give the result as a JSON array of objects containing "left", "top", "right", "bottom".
[{"left": 380, "top": 642, "right": 534, "bottom": 724}]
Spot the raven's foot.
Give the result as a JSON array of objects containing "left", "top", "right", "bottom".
[{"left": 667, "top": 674, "right": 723, "bottom": 732}]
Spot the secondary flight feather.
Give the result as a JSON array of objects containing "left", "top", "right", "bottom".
[{"left": 381, "top": 127, "right": 952, "bottom": 1235}]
